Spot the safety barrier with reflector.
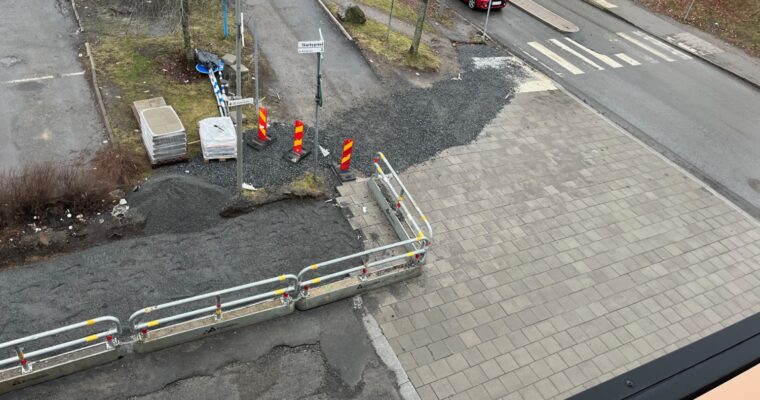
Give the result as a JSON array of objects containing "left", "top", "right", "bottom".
[
  {"left": 0, "top": 317, "right": 123, "bottom": 394},
  {"left": 0, "top": 152, "right": 432, "bottom": 394},
  {"left": 128, "top": 274, "right": 298, "bottom": 353}
]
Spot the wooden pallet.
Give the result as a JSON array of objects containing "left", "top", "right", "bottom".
[{"left": 203, "top": 157, "right": 235, "bottom": 164}]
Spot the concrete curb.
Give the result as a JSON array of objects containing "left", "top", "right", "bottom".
[
  {"left": 511, "top": 0, "right": 579, "bottom": 33},
  {"left": 70, "top": 0, "right": 84, "bottom": 32},
  {"left": 85, "top": 42, "right": 115, "bottom": 144},
  {"left": 316, "top": 0, "right": 354, "bottom": 42},
  {"left": 581, "top": 0, "right": 760, "bottom": 90}
]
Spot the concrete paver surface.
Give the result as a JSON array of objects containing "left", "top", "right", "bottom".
[
  {"left": 342, "top": 80, "right": 760, "bottom": 399},
  {"left": 0, "top": 0, "right": 103, "bottom": 171}
]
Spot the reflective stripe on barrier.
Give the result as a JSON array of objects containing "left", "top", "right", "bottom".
[
  {"left": 129, "top": 274, "right": 298, "bottom": 353},
  {"left": 0, "top": 317, "right": 123, "bottom": 394}
]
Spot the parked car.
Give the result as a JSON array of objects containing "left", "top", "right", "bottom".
[{"left": 463, "top": 0, "right": 509, "bottom": 10}]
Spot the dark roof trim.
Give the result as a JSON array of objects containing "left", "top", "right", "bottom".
[{"left": 569, "top": 312, "right": 760, "bottom": 400}]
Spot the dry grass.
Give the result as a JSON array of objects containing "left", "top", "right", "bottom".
[
  {"left": 635, "top": 0, "right": 760, "bottom": 57},
  {"left": 327, "top": 2, "right": 441, "bottom": 71},
  {"left": 90, "top": 0, "right": 256, "bottom": 160},
  {"left": 0, "top": 146, "right": 143, "bottom": 227},
  {"left": 288, "top": 172, "right": 327, "bottom": 198}
]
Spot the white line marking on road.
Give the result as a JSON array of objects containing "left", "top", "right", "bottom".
[
  {"left": 617, "top": 32, "right": 675, "bottom": 62},
  {"left": 589, "top": 0, "right": 618, "bottom": 8},
  {"left": 528, "top": 41, "right": 584, "bottom": 75},
  {"left": 565, "top": 38, "right": 623, "bottom": 68},
  {"left": 549, "top": 38, "right": 604, "bottom": 71},
  {"left": 519, "top": 47, "right": 564, "bottom": 77},
  {"left": 2, "top": 71, "right": 86, "bottom": 85},
  {"left": 615, "top": 53, "right": 641, "bottom": 66},
  {"left": 632, "top": 31, "right": 692, "bottom": 60}
]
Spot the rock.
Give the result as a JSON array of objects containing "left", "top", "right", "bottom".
[{"left": 341, "top": 4, "right": 367, "bottom": 24}]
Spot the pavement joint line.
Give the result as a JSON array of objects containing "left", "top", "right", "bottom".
[
  {"left": 358, "top": 295, "right": 421, "bottom": 400},
  {"left": 2, "top": 71, "right": 85, "bottom": 85}
]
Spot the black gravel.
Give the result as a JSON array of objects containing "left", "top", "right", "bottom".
[{"left": 160, "top": 44, "right": 520, "bottom": 189}]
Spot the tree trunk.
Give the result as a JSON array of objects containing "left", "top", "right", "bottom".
[
  {"left": 409, "top": 0, "right": 429, "bottom": 55},
  {"left": 181, "top": 0, "right": 193, "bottom": 66}
]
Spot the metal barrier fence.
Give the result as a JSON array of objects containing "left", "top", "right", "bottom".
[{"left": 0, "top": 152, "right": 432, "bottom": 393}]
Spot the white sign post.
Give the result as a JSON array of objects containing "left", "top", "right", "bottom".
[{"left": 298, "top": 29, "right": 325, "bottom": 175}]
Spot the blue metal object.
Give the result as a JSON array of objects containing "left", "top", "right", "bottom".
[{"left": 223, "top": 0, "right": 228, "bottom": 38}]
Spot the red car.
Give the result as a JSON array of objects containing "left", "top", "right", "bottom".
[{"left": 463, "top": 0, "right": 509, "bottom": 10}]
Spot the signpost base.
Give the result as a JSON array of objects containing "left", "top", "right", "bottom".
[
  {"left": 246, "top": 135, "right": 276, "bottom": 150},
  {"left": 283, "top": 150, "right": 311, "bottom": 163},
  {"left": 331, "top": 163, "right": 356, "bottom": 182}
]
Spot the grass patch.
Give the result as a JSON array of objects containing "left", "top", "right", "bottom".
[
  {"left": 327, "top": 2, "right": 440, "bottom": 71},
  {"left": 356, "top": 0, "right": 437, "bottom": 32},
  {"left": 91, "top": 0, "right": 255, "bottom": 160},
  {"left": 635, "top": 0, "right": 760, "bottom": 57},
  {"left": 288, "top": 172, "right": 327, "bottom": 198}
]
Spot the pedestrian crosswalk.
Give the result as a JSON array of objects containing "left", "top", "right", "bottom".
[{"left": 522, "top": 30, "right": 693, "bottom": 77}]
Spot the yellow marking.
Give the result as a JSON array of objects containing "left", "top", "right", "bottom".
[
  {"left": 259, "top": 110, "right": 266, "bottom": 120},
  {"left": 215, "top": 309, "right": 222, "bottom": 315},
  {"left": 278, "top": 274, "right": 287, "bottom": 281},
  {"left": 341, "top": 155, "right": 351, "bottom": 164},
  {"left": 310, "top": 264, "right": 318, "bottom": 270},
  {"left": 406, "top": 251, "right": 415, "bottom": 257},
  {"left": 377, "top": 167, "right": 384, "bottom": 174},
  {"left": 146, "top": 320, "right": 160, "bottom": 328},
  {"left": 343, "top": 141, "right": 353, "bottom": 151},
  {"left": 274, "top": 289, "right": 286, "bottom": 295},
  {"left": 84, "top": 334, "right": 99, "bottom": 342},
  {"left": 18, "top": 351, "right": 24, "bottom": 359},
  {"left": 417, "top": 231, "right": 424, "bottom": 240},
  {"left": 86, "top": 319, "right": 96, "bottom": 326},
  {"left": 294, "top": 139, "right": 303, "bottom": 146},
  {"left": 310, "top": 277, "right": 322, "bottom": 285},
  {"left": 398, "top": 195, "right": 405, "bottom": 202},
  {"left": 295, "top": 126, "right": 304, "bottom": 133},
  {"left": 380, "top": 153, "right": 386, "bottom": 160},
  {"left": 421, "top": 215, "right": 428, "bottom": 222}
]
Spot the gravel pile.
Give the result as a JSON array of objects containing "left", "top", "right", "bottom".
[
  {"left": 128, "top": 174, "right": 230, "bottom": 235},
  {"left": 161, "top": 45, "right": 520, "bottom": 189}
]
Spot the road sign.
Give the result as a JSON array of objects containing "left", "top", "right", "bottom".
[
  {"left": 227, "top": 97, "right": 254, "bottom": 107},
  {"left": 298, "top": 40, "right": 324, "bottom": 54}
]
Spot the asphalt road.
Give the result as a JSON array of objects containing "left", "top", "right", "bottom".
[
  {"left": 244, "top": 0, "right": 384, "bottom": 123},
  {"left": 0, "top": 0, "right": 103, "bottom": 172},
  {"left": 450, "top": 0, "right": 760, "bottom": 218}
]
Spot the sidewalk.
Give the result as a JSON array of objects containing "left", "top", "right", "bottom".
[
  {"left": 583, "top": 0, "right": 760, "bottom": 88},
  {"left": 338, "top": 69, "right": 760, "bottom": 399}
]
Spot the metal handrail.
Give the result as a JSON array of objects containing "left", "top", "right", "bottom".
[
  {"left": 373, "top": 152, "right": 434, "bottom": 242},
  {"left": 0, "top": 316, "right": 121, "bottom": 369},
  {"left": 128, "top": 274, "right": 298, "bottom": 332}
]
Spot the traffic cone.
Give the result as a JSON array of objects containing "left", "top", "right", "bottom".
[
  {"left": 331, "top": 138, "right": 356, "bottom": 182},
  {"left": 247, "top": 106, "right": 276, "bottom": 150},
  {"left": 283, "top": 120, "right": 311, "bottom": 163}
]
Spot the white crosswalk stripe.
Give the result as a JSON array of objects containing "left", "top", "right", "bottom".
[
  {"left": 631, "top": 31, "right": 692, "bottom": 60},
  {"left": 617, "top": 32, "right": 675, "bottom": 62},
  {"left": 528, "top": 41, "right": 584, "bottom": 75},
  {"left": 549, "top": 39, "right": 604, "bottom": 71},
  {"left": 564, "top": 38, "right": 623, "bottom": 68},
  {"left": 615, "top": 53, "right": 641, "bottom": 66}
]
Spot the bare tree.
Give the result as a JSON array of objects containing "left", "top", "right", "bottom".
[
  {"left": 409, "top": 0, "right": 429, "bottom": 55},
  {"left": 180, "top": 0, "right": 193, "bottom": 66}
]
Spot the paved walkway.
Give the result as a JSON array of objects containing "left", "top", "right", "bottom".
[{"left": 338, "top": 86, "right": 760, "bottom": 399}]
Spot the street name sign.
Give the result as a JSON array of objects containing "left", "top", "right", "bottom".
[{"left": 227, "top": 97, "right": 254, "bottom": 107}]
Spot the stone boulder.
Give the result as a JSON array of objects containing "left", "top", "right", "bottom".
[{"left": 341, "top": 4, "right": 367, "bottom": 24}]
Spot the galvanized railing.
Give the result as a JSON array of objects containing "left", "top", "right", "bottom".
[
  {"left": 0, "top": 316, "right": 121, "bottom": 370},
  {"left": 128, "top": 274, "right": 299, "bottom": 333}
]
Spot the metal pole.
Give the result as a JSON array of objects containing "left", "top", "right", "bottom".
[
  {"left": 386, "top": 0, "right": 396, "bottom": 43},
  {"left": 683, "top": 0, "right": 696, "bottom": 21},
  {"left": 223, "top": 0, "right": 228, "bottom": 38},
  {"left": 314, "top": 53, "right": 321, "bottom": 175},
  {"left": 482, "top": 0, "right": 493, "bottom": 41},
  {"left": 254, "top": 19, "right": 260, "bottom": 139},
  {"left": 235, "top": 0, "right": 243, "bottom": 192}
]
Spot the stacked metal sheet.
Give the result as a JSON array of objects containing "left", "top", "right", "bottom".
[
  {"left": 199, "top": 117, "right": 237, "bottom": 160},
  {"left": 138, "top": 106, "right": 187, "bottom": 164}
]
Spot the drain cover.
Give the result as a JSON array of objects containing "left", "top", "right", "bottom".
[{"left": 749, "top": 178, "right": 760, "bottom": 193}]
